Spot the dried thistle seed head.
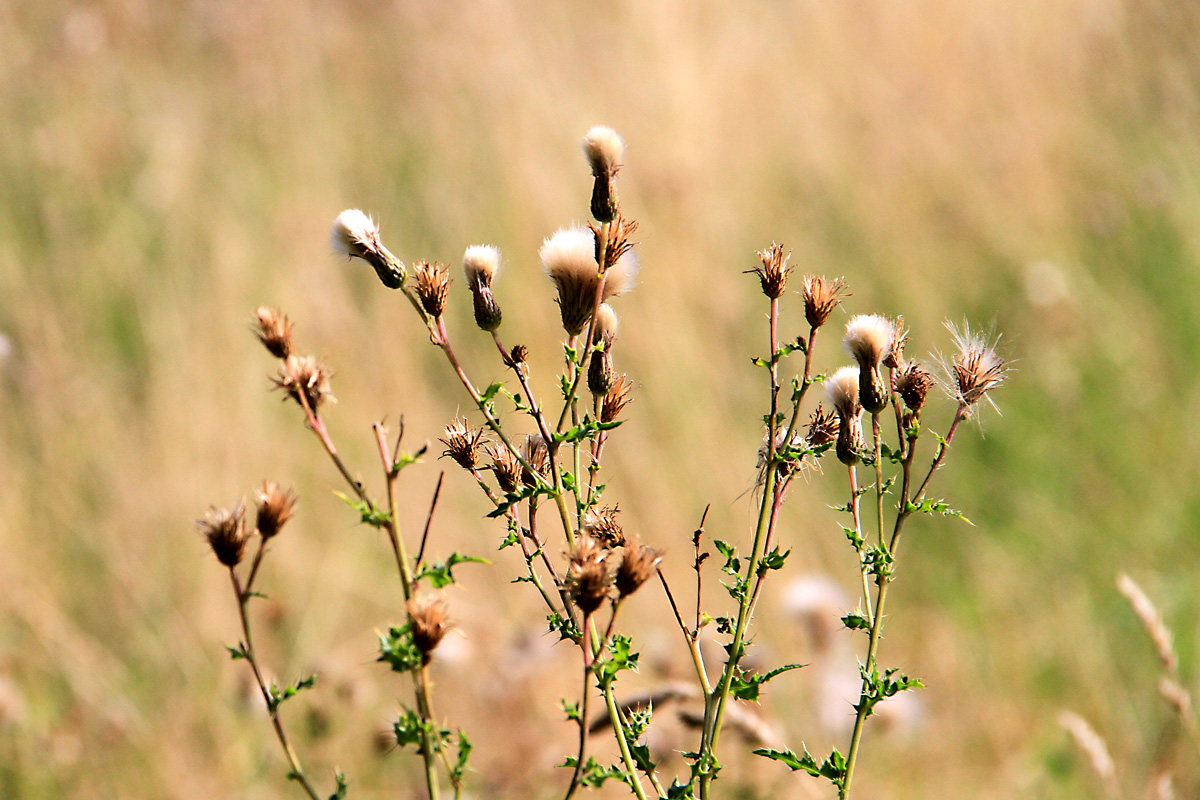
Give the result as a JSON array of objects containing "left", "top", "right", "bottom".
[
  {"left": 509, "top": 344, "right": 529, "bottom": 367},
  {"left": 802, "top": 275, "right": 849, "bottom": 330},
  {"left": 330, "top": 209, "right": 405, "bottom": 289},
  {"left": 824, "top": 366, "right": 860, "bottom": 420},
  {"left": 599, "top": 215, "right": 639, "bottom": 270},
  {"left": 583, "top": 126, "right": 624, "bottom": 222},
  {"left": 198, "top": 503, "right": 248, "bottom": 567},
  {"left": 412, "top": 260, "right": 452, "bottom": 319},
  {"left": 750, "top": 243, "right": 792, "bottom": 299},
  {"left": 567, "top": 535, "right": 612, "bottom": 616},
  {"left": 883, "top": 316, "right": 908, "bottom": 370},
  {"left": 520, "top": 433, "right": 551, "bottom": 487},
  {"left": 583, "top": 505, "right": 625, "bottom": 548},
  {"left": 486, "top": 443, "right": 522, "bottom": 494},
  {"left": 440, "top": 418, "right": 488, "bottom": 471},
  {"left": 600, "top": 373, "right": 634, "bottom": 423},
  {"left": 462, "top": 245, "right": 501, "bottom": 289},
  {"left": 616, "top": 541, "right": 663, "bottom": 598},
  {"left": 272, "top": 354, "right": 335, "bottom": 411},
  {"left": 895, "top": 362, "right": 935, "bottom": 413},
  {"left": 541, "top": 226, "right": 601, "bottom": 336},
  {"left": 407, "top": 593, "right": 452, "bottom": 665},
  {"left": 844, "top": 315, "right": 893, "bottom": 414},
  {"left": 942, "top": 321, "right": 1007, "bottom": 409},
  {"left": 255, "top": 481, "right": 298, "bottom": 540},
  {"left": 806, "top": 404, "right": 838, "bottom": 448},
  {"left": 252, "top": 306, "right": 293, "bottom": 359}
]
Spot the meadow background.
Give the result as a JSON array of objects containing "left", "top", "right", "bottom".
[{"left": 1, "top": 0, "right": 1199, "bottom": 797}]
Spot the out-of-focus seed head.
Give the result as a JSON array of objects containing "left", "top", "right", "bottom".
[
  {"left": 440, "top": 418, "right": 489, "bottom": 471},
  {"left": 750, "top": 243, "right": 792, "bottom": 300},
  {"left": 616, "top": 541, "right": 663, "bottom": 599},
  {"left": 198, "top": 503, "right": 248, "bottom": 567},
  {"left": 330, "top": 209, "right": 405, "bottom": 289},
  {"left": 255, "top": 481, "right": 298, "bottom": 540},
  {"left": 600, "top": 374, "right": 634, "bottom": 424},
  {"left": 883, "top": 316, "right": 908, "bottom": 370},
  {"left": 806, "top": 404, "right": 838, "bottom": 448},
  {"left": 486, "top": 443, "right": 522, "bottom": 494},
  {"left": 583, "top": 505, "right": 625, "bottom": 548},
  {"left": 567, "top": 535, "right": 612, "bottom": 616},
  {"left": 895, "top": 362, "right": 935, "bottom": 413},
  {"left": 825, "top": 366, "right": 863, "bottom": 465},
  {"left": 520, "top": 433, "right": 551, "bottom": 488},
  {"left": 252, "top": 307, "right": 293, "bottom": 359},
  {"left": 541, "top": 226, "right": 601, "bottom": 336},
  {"left": 462, "top": 245, "right": 503, "bottom": 331},
  {"left": 592, "top": 304, "right": 619, "bottom": 346},
  {"left": 407, "top": 593, "right": 452, "bottom": 665},
  {"left": 844, "top": 315, "right": 893, "bottom": 414},
  {"left": 272, "top": 355, "right": 335, "bottom": 412},
  {"left": 412, "top": 260, "right": 452, "bottom": 319},
  {"left": 802, "top": 275, "right": 850, "bottom": 329},
  {"left": 942, "top": 322, "right": 1008, "bottom": 409},
  {"left": 603, "top": 250, "right": 639, "bottom": 300},
  {"left": 582, "top": 126, "right": 625, "bottom": 222}
]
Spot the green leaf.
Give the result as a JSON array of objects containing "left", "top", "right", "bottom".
[
  {"left": 593, "top": 634, "right": 640, "bottom": 684},
  {"left": 391, "top": 443, "right": 427, "bottom": 475},
  {"left": 499, "top": 528, "right": 520, "bottom": 549},
  {"left": 757, "top": 546, "right": 790, "bottom": 575},
  {"left": 730, "top": 662, "right": 805, "bottom": 702},
  {"left": 392, "top": 707, "right": 426, "bottom": 749},
  {"left": 905, "top": 497, "right": 973, "bottom": 524},
  {"left": 753, "top": 746, "right": 847, "bottom": 785},
  {"left": 378, "top": 624, "right": 422, "bottom": 673},
  {"left": 451, "top": 730, "right": 472, "bottom": 786},
  {"left": 558, "top": 756, "right": 631, "bottom": 789},
  {"left": 561, "top": 700, "right": 580, "bottom": 722},
  {"left": 328, "top": 771, "right": 348, "bottom": 800},
  {"left": 332, "top": 491, "right": 391, "bottom": 528},
  {"left": 479, "top": 382, "right": 505, "bottom": 404},
  {"left": 268, "top": 674, "right": 317, "bottom": 709},
  {"left": 547, "top": 612, "right": 581, "bottom": 643},
  {"left": 225, "top": 644, "right": 247, "bottom": 660},
  {"left": 841, "top": 613, "right": 870, "bottom": 630},
  {"left": 414, "top": 552, "right": 490, "bottom": 588}
]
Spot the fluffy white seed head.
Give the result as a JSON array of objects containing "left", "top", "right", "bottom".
[
  {"left": 843, "top": 314, "right": 893, "bottom": 368},
  {"left": 540, "top": 226, "right": 597, "bottom": 282},
  {"left": 593, "top": 303, "right": 619, "bottom": 342},
  {"left": 463, "top": 245, "right": 502, "bottom": 289},
  {"left": 330, "top": 209, "right": 379, "bottom": 258},
  {"left": 582, "top": 126, "right": 625, "bottom": 177},
  {"left": 941, "top": 321, "right": 1007, "bottom": 409},
  {"left": 603, "top": 251, "right": 639, "bottom": 299},
  {"left": 824, "top": 366, "right": 861, "bottom": 418}
]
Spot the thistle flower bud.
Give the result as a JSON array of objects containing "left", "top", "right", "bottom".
[
  {"left": 463, "top": 245, "right": 503, "bottom": 331},
  {"left": 440, "top": 418, "right": 488, "bottom": 471},
  {"left": 330, "top": 209, "right": 405, "bottom": 289},
  {"left": 616, "top": 541, "right": 663, "bottom": 599},
  {"left": 272, "top": 355, "right": 335, "bottom": 412},
  {"left": 802, "top": 275, "right": 849, "bottom": 330},
  {"left": 582, "top": 126, "right": 624, "bottom": 223},
  {"left": 750, "top": 243, "right": 791, "bottom": 300},
  {"left": 254, "top": 481, "right": 298, "bottom": 540},
  {"left": 844, "top": 314, "right": 893, "bottom": 414},
  {"left": 895, "top": 362, "right": 935, "bottom": 413},
  {"left": 412, "top": 261, "right": 451, "bottom": 319},
  {"left": 600, "top": 373, "right": 634, "bottom": 424},
  {"left": 520, "top": 433, "right": 550, "bottom": 488},
  {"left": 198, "top": 503, "right": 248, "bottom": 567},
  {"left": 541, "top": 227, "right": 638, "bottom": 336},
  {"left": 252, "top": 307, "right": 293, "bottom": 359},
  {"left": 486, "top": 443, "right": 522, "bottom": 494},
  {"left": 407, "top": 593, "right": 451, "bottom": 665},
  {"left": 567, "top": 535, "right": 612, "bottom": 616},
  {"left": 824, "top": 366, "right": 863, "bottom": 466},
  {"left": 583, "top": 505, "right": 625, "bottom": 548},
  {"left": 942, "top": 322, "right": 1007, "bottom": 409}
]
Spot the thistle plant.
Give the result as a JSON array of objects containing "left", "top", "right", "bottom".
[{"left": 202, "top": 126, "right": 1007, "bottom": 800}]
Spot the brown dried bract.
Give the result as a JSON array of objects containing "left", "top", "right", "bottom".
[
  {"left": 272, "top": 355, "right": 335, "bottom": 412},
  {"left": 255, "top": 481, "right": 297, "bottom": 540},
  {"left": 567, "top": 535, "right": 612, "bottom": 616},
  {"left": 408, "top": 593, "right": 452, "bottom": 665},
  {"left": 749, "top": 243, "right": 792, "bottom": 300},
  {"left": 802, "top": 275, "right": 850, "bottom": 330},
  {"left": 253, "top": 307, "right": 293, "bottom": 360},
  {"left": 412, "top": 260, "right": 452, "bottom": 319},
  {"left": 198, "top": 503, "right": 248, "bottom": 567},
  {"left": 440, "top": 418, "right": 489, "bottom": 471},
  {"left": 616, "top": 541, "right": 663, "bottom": 598}
]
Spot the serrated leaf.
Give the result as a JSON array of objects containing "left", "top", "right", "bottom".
[
  {"left": 414, "top": 552, "right": 490, "bottom": 588},
  {"left": 841, "top": 613, "right": 870, "bottom": 630},
  {"left": 332, "top": 491, "right": 391, "bottom": 528}
]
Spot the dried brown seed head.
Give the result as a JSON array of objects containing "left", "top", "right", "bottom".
[
  {"left": 600, "top": 374, "right": 634, "bottom": 424},
  {"left": 255, "top": 481, "right": 298, "bottom": 540},
  {"left": 583, "top": 505, "right": 625, "bottom": 548},
  {"left": 895, "top": 362, "right": 935, "bottom": 413},
  {"left": 541, "top": 227, "right": 600, "bottom": 336},
  {"left": 412, "top": 260, "right": 452, "bottom": 319},
  {"left": 942, "top": 322, "right": 1007, "bottom": 409},
  {"left": 806, "top": 404, "right": 838, "bottom": 448},
  {"left": 272, "top": 355, "right": 335, "bottom": 412},
  {"left": 825, "top": 367, "right": 863, "bottom": 465},
  {"left": 330, "top": 209, "right": 405, "bottom": 289},
  {"left": 844, "top": 315, "right": 893, "bottom": 414},
  {"left": 509, "top": 344, "right": 529, "bottom": 366},
  {"left": 616, "top": 541, "right": 663, "bottom": 598},
  {"left": 407, "top": 593, "right": 452, "bottom": 665},
  {"left": 802, "top": 275, "right": 849, "bottom": 330},
  {"left": 568, "top": 535, "right": 612, "bottom": 616},
  {"left": 583, "top": 126, "right": 625, "bottom": 222},
  {"left": 198, "top": 503, "right": 248, "bottom": 567},
  {"left": 252, "top": 307, "right": 293, "bottom": 359},
  {"left": 440, "top": 418, "right": 489, "bottom": 471},
  {"left": 599, "top": 216, "right": 639, "bottom": 273},
  {"left": 750, "top": 243, "right": 792, "bottom": 300},
  {"left": 883, "top": 316, "right": 908, "bottom": 370},
  {"left": 520, "top": 434, "right": 551, "bottom": 488},
  {"left": 486, "top": 443, "right": 523, "bottom": 494}
]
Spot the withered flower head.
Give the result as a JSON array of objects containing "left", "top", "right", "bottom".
[
  {"left": 252, "top": 306, "right": 293, "bottom": 359},
  {"left": 272, "top": 355, "right": 335, "bottom": 411},
  {"left": 824, "top": 366, "right": 863, "bottom": 466},
  {"left": 600, "top": 373, "right": 634, "bottom": 424},
  {"left": 486, "top": 443, "right": 522, "bottom": 494},
  {"left": 520, "top": 433, "right": 551, "bottom": 488},
  {"left": 806, "top": 404, "right": 838, "bottom": 448},
  {"left": 255, "top": 481, "right": 298, "bottom": 540},
  {"left": 440, "top": 417, "right": 489, "bottom": 471},
  {"left": 583, "top": 505, "right": 625, "bottom": 548},
  {"left": 895, "top": 362, "right": 935, "bottom": 413},
  {"left": 942, "top": 322, "right": 1007, "bottom": 409},
  {"left": 844, "top": 314, "right": 893, "bottom": 414},
  {"left": 883, "top": 316, "right": 908, "bottom": 370},
  {"left": 567, "top": 535, "right": 612, "bottom": 616},
  {"left": 582, "top": 126, "right": 625, "bottom": 223},
  {"left": 592, "top": 303, "right": 619, "bottom": 346},
  {"left": 509, "top": 344, "right": 529, "bottom": 369},
  {"left": 750, "top": 243, "right": 792, "bottom": 300},
  {"left": 412, "top": 260, "right": 452, "bottom": 319},
  {"left": 407, "top": 593, "right": 452, "bottom": 665},
  {"left": 616, "top": 541, "right": 663, "bottom": 599},
  {"left": 463, "top": 245, "right": 503, "bottom": 331},
  {"left": 330, "top": 209, "right": 405, "bottom": 289},
  {"left": 198, "top": 503, "right": 248, "bottom": 567},
  {"left": 802, "top": 275, "right": 850, "bottom": 330}
]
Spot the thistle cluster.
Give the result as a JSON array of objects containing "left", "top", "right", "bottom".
[{"left": 198, "top": 481, "right": 298, "bottom": 568}]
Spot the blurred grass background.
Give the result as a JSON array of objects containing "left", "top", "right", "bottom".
[{"left": 2, "top": 0, "right": 1199, "bottom": 797}]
